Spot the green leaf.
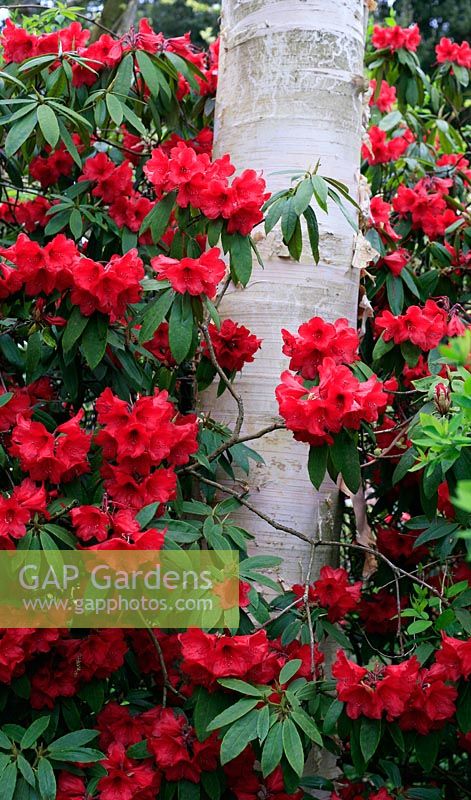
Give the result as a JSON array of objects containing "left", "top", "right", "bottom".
[
  {"left": 359, "top": 717, "right": 381, "bottom": 763},
  {"left": 48, "top": 730, "right": 98, "bottom": 751},
  {"left": 37, "top": 104, "right": 59, "bottom": 148},
  {"left": 457, "top": 682, "right": 471, "bottom": 733},
  {"left": 407, "top": 619, "right": 432, "bottom": 634},
  {"left": 265, "top": 198, "right": 285, "bottom": 234},
  {"left": 372, "top": 333, "right": 394, "bottom": 361},
  {"left": 21, "top": 716, "right": 50, "bottom": 750},
  {"left": 217, "top": 679, "right": 265, "bottom": 697},
  {"left": 16, "top": 755, "right": 35, "bottom": 787},
  {"left": 138, "top": 288, "right": 174, "bottom": 343},
  {"left": 323, "top": 699, "right": 343, "bottom": 735},
  {"left": 303, "top": 205, "right": 319, "bottom": 263},
  {"left": 0, "top": 730, "right": 12, "bottom": 750},
  {"left": 415, "top": 731, "right": 441, "bottom": 772},
  {"left": 281, "top": 197, "right": 298, "bottom": 242},
  {"left": 1, "top": 762, "right": 17, "bottom": 800},
  {"left": 293, "top": 179, "right": 313, "bottom": 215},
  {"left": 25, "top": 330, "right": 41, "bottom": 383},
  {"left": 207, "top": 698, "right": 259, "bottom": 731},
  {"left": 126, "top": 740, "right": 150, "bottom": 759},
  {"left": 219, "top": 709, "right": 259, "bottom": 765},
  {"left": 37, "top": 758, "right": 56, "bottom": 800},
  {"left": 47, "top": 747, "right": 103, "bottom": 763},
  {"left": 311, "top": 175, "right": 328, "bottom": 212},
  {"left": 292, "top": 709, "right": 323, "bottom": 746},
  {"left": 81, "top": 314, "right": 108, "bottom": 370},
  {"left": 328, "top": 189, "right": 358, "bottom": 231},
  {"left": 5, "top": 110, "right": 37, "bottom": 157},
  {"left": 229, "top": 234, "right": 253, "bottom": 287},
  {"left": 257, "top": 705, "right": 270, "bottom": 742},
  {"left": 282, "top": 718, "right": 304, "bottom": 777},
  {"left": 193, "top": 689, "right": 232, "bottom": 742},
  {"left": 139, "top": 191, "right": 176, "bottom": 242},
  {"left": 307, "top": 444, "right": 328, "bottom": 489},
  {"left": 386, "top": 272, "right": 404, "bottom": 314},
  {"left": 178, "top": 780, "right": 200, "bottom": 800},
  {"left": 168, "top": 294, "right": 194, "bottom": 363},
  {"left": 261, "top": 722, "right": 283, "bottom": 777},
  {"left": 279, "top": 659, "right": 302, "bottom": 685},
  {"left": 62, "top": 306, "right": 89, "bottom": 353},
  {"left": 287, "top": 217, "right": 302, "bottom": 260},
  {"left": 331, "top": 430, "right": 361, "bottom": 493},
  {"left": 106, "top": 93, "right": 124, "bottom": 125},
  {"left": 69, "top": 208, "right": 83, "bottom": 239},
  {"left": 136, "top": 50, "right": 167, "bottom": 97}
]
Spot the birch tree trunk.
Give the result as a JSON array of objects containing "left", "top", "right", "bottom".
[{"left": 206, "top": 0, "right": 367, "bottom": 586}]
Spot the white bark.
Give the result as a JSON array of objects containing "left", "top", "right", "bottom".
[{"left": 206, "top": 0, "right": 367, "bottom": 585}]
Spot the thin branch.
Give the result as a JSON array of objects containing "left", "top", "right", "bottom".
[{"left": 200, "top": 323, "right": 244, "bottom": 442}]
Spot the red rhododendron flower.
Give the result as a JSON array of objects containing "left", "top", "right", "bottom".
[
  {"left": 179, "top": 628, "right": 271, "bottom": 688},
  {"left": 9, "top": 412, "right": 91, "bottom": 483},
  {"left": 98, "top": 742, "right": 160, "bottom": 800},
  {"left": 362, "top": 126, "right": 413, "bottom": 166},
  {"left": 142, "top": 322, "right": 176, "bottom": 367},
  {"left": 70, "top": 249, "right": 144, "bottom": 321},
  {"left": 369, "top": 79, "right": 397, "bottom": 112},
  {"left": 56, "top": 772, "right": 89, "bottom": 800},
  {"left": 372, "top": 24, "right": 421, "bottom": 52},
  {"left": 375, "top": 300, "right": 448, "bottom": 350},
  {"left": 293, "top": 566, "right": 362, "bottom": 622},
  {"left": 276, "top": 359, "right": 387, "bottom": 446},
  {"left": 378, "top": 247, "right": 410, "bottom": 276},
  {"left": 436, "top": 37, "right": 471, "bottom": 67},
  {"left": 203, "top": 319, "right": 261, "bottom": 372},
  {"left": 282, "top": 316, "right": 359, "bottom": 379},
  {"left": 147, "top": 708, "right": 219, "bottom": 782},
  {"left": 436, "top": 633, "right": 471, "bottom": 680},
  {"left": 151, "top": 247, "right": 226, "bottom": 297}
]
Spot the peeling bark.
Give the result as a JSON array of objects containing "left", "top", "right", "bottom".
[{"left": 205, "top": 0, "right": 367, "bottom": 585}]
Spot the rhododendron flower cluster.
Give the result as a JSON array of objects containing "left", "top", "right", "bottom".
[
  {"left": 392, "top": 176, "right": 459, "bottom": 239},
  {"left": 362, "top": 125, "right": 413, "bottom": 166},
  {"left": 276, "top": 358, "right": 386, "bottom": 446},
  {"left": 0, "top": 480, "right": 48, "bottom": 545},
  {"left": 333, "top": 650, "right": 458, "bottom": 735},
  {"left": 9, "top": 412, "right": 91, "bottom": 484},
  {"left": 369, "top": 79, "right": 397, "bottom": 112},
  {"left": 292, "top": 566, "right": 362, "bottom": 622},
  {"left": 95, "top": 387, "right": 198, "bottom": 509},
  {"left": 0, "top": 234, "right": 145, "bottom": 321},
  {"left": 152, "top": 247, "right": 226, "bottom": 297},
  {"left": 144, "top": 140, "right": 269, "bottom": 235},
  {"left": 375, "top": 299, "right": 448, "bottom": 350},
  {"left": 203, "top": 319, "right": 262, "bottom": 372},
  {"left": 372, "top": 24, "right": 421, "bottom": 52},
  {"left": 281, "top": 316, "right": 359, "bottom": 379},
  {"left": 0, "top": 196, "right": 51, "bottom": 232},
  {"left": 436, "top": 37, "right": 471, "bottom": 68}
]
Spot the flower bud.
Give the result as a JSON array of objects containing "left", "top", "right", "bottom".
[{"left": 434, "top": 382, "right": 451, "bottom": 415}]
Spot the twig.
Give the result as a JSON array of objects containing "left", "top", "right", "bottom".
[{"left": 200, "top": 323, "right": 244, "bottom": 442}]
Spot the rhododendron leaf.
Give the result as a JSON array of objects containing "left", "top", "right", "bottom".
[
  {"left": 69, "top": 208, "right": 83, "bottom": 240},
  {"left": 169, "top": 294, "right": 194, "bottom": 363},
  {"left": 281, "top": 197, "right": 298, "bottom": 243},
  {"left": 207, "top": 218, "right": 224, "bottom": 247},
  {"left": 327, "top": 189, "right": 358, "bottom": 232},
  {"left": 81, "top": 314, "right": 108, "bottom": 370},
  {"left": 359, "top": 717, "right": 381, "bottom": 763},
  {"left": 379, "top": 110, "right": 403, "bottom": 131},
  {"left": 20, "top": 716, "right": 50, "bottom": 750},
  {"left": 415, "top": 730, "right": 441, "bottom": 772},
  {"left": 37, "top": 104, "right": 59, "bottom": 148},
  {"left": 386, "top": 272, "right": 404, "bottom": 314},
  {"left": 287, "top": 217, "right": 302, "bottom": 261},
  {"left": 261, "top": 722, "right": 283, "bottom": 777},
  {"left": 400, "top": 339, "right": 421, "bottom": 367},
  {"left": 106, "top": 93, "right": 124, "bottom": 126},
  {"left": 279, "top": 658, "right": 302, "bottom": 685},
  {"left": 293, "top": 178, "right": 314, "bottom": 216},
  {"left": 135, "top": 502, "right": 159, "bottom": 529},
  {"left": 37, "top": 758, "right": 55, "bottom": 800},
  {"left": 219, "top": 708, "right": 259, "bottom": 764},
  {"left": 407, "top": 619, "right": 433, "bottom": 634},
  {"left": 201, "top": 771, "right": 220, "bottom": 800},
  {"left": 136, "top": 51, "right": 169, "bottom": 98},
  {"left": 240, "top": 555, "right": 282, "bottom": 571},
  {"left": 257, "top": 704, "right": 271, "bottom": 742},
  {"left": 303, "top": 204, "right": 320, "bottom": 263},
  {"left": 265, "top": 198, "right": 285, "bottom": 234},
  {"left": 307, "top": 444, "right": 328, "bottom": 489},
  {"left": 292, "top": 709, "right": 323, "bottom": 746},
  {"left": 178, "top": 779, "right": 200, "bottom": 800},
  {"left": 47, "top": 747, "right": 104, "bottom": 763},
  {"left": 121, "top": 103, "right": 146, "bottom": 136},
  {"left": 138, "top": 288, "right": 174, "bottom": 345},
  {"left": 139, "top": 191, "right": 176, "bottom": 240},
  {"left": 0, "top": 730, "right": 12, "bottom": 750},
  {"left": 310, "top": 175, "right": 328, "bottom": 212},
  {"left": 25, "top": 331, "right": 42, "bottom": 384},
  {"left": 5, "top": 109, "right": 37, "bottom": 157},
  {"left": 62, "top": 307, "right": 89, "bottom": 354},
  {"left": 16, "top": 755, "right": 35, "bottom": 787},
  {"left": 48, "top": 729, "right": 98, "bottom": 751},
  {"left": 331, "top": 431, "right": 361, "bottom": 493},
  {"left": 229, "top": 233, "right": 253, "bottom": 287},
  {"left": 413, "top": 519, "right": 459, "bottom": 548},
  {"left": 457, "top": 683, "right": 471, "bottom": 733},
  {"left": 372, "top": 333, "right": 395, "bottom": 362},
  {"left": 1, "top": 762, "right": 17, "bottom": 800},
  {"left": 206, "top": 695, "right": 260, "bottom": 731},
  {"left": 126, "top": 740, "right": 150, "bottom": 759},
  {"left": 392, "top": 446, "right": 417, "bottom": 485},
  {"left": 322, "top": 699, "right": 343, "bottom": 735},
  {"left": 77, "top": 680, "right": 105, "bottom": 713},
  {"left": 218, "top": 679, "right": 265, "bottom": 697},
  {"left": 400, "top": 267, "right": 420, "bottom": 298},
  {"left": 282, "top": 718, "right": 304, "bottom": 776},
  {"left": 113, "top": 53, "right": 133, "bottom": 97}
]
